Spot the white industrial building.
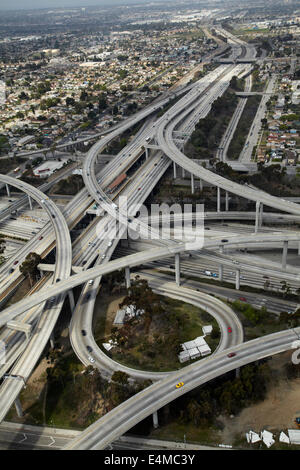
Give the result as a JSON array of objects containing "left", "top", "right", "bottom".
[
  {"left": 178, "top": 335, "right": 211, "bottom": 363},
  {"left": 33, "top": 160, "right": 66, "bottom": 178}
]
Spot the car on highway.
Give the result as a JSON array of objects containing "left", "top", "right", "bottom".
[
  {"left": 176, "top": 382, "right": 184, "bottom": 389},
  {"left": 39, "top": 236, "right": 43, "bottom": 240},
  {"left": 86, "top": 346, "right": 93, "bottom": 353},
  {"left": 227, "top": 327, "right": 232, "bottom": 333},
  {"left": 51, "top": 214, "right": 55, "bottom": 219},
  {"left": 85, "top": 293, "right": 91, "bottom": 300},
  {"left": 221, "top": 239, "right": 228, "bottom": 243},
  {"left": 108, "top": 241, "right": 112, "bottom": 247},
  {"left": 13, "top": 260, "right": 18, "bottom": 265},
  {"left": 9, "top": 268, "right": 14, "bottom": 274},
  {"left": 82, "top": 260, "right": 87, "bottom": 265},
  {"left": 56, "top": 278, "right": 61, "bottom": 283},
  {"left": 81, "top": 330, "right": 87, "bottom": 336},
  {"left": 88, "top": 280, "right": 93, "bottom": 285},
  {"left": 227, "top": 352, "right": 236, "bottom": 358},
  {"left": 88, "top": 356, "right": 95, "bottom": 364},
  {"left": 239, "top": 297, "right": 247, "bottom": 302},
  {"left": 101, "top": 254, "right": 106, "bottom": 260},
  {"left": 212, "top": 273, "right": 217, "bottom": 278}
]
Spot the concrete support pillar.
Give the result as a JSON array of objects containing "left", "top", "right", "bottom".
[
  {"left": 175, "top": 253, "right": 180, "bottom": 286},
  {"left": 259, "top": 203, "right": 263, "bottom": 228},
  {"left": 6, "top": 184, "right": 10, "bottom": 198},
  {"left": 219, "top": 245, "right": 224, "bottom": 254},
  {"left": 182, "top": 167, "right": 185, "bottom": 178},
  {"left": 255, "top": 201, "right": 260, "bottom": 233},
  {"left": 145, "top": 147, "right": 149, "bottom": 160},
  {"left": 235, "top": 269, "right": 240, "bottom": 290},
  {"left": 217, "top": 187, "right": 221, "bottom": 213},
  {"left": 191, "top": 174, "right": 194, "bottom": 194},
  {"left": 282, "top": 240, "right": 288, "bottom": 270},
  {"left": 173, "top": 162, "right": 177, "bottom": 179},
  {"left": 68, "top": 290, "right": 75, "bottom": 311},
  {"left": 28, "top": 195, "right": 33, "bottom": 211},
  {"left": 298, "top": 241, "right": 300, "bottom": 256},
  {"left": 225, "top": 191, "right": 229, "bottom": 212},
  {"left": 14, "top": 397, "right": 23, "bottom": 418},
  {"left": 219, "top": 264, "right": 223, "bottom": 282},
  {"left": 236, "top": 367, "right": 240, "bottom": 378},
  {"left": 153, "top": 410, "right": 159, "bottom": 429},
  {"left": 50, "top": 332, "right": 55, "bottom": 349},
  {"left": 199, "top": 179, "right": 203, "bottom": 192},
  {"left": 125, "top": 266, "right": 131, "bottom": 289}
]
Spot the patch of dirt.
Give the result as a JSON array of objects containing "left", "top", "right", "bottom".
[{"left": 219, "top": 352, "right": 300, "bottom": 444}]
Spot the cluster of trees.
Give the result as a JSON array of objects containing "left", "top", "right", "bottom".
[
  {"left": 0, "top": 236, "right": 5, "bottom": 265},
  {"left": 227, "top": 95, "right": 261, "bottom": 160},
  {"left": 44, "top": 349, "right": 151, "bottom": 426},
  {"left": 109, "top": 278, "right": 184, "bottom": 364},
  {"left": 40, "top": 97, "right": 60, "bottom": 111},
  {"left": 19, "top": 252, "right": 42, "bottom": 287},
  {"left": 172, "top": 362, "right": 270, "bottom": 426},
  {"left": 0, "top": 135, "right": 9, "bottom": 155},
  {"left": 51, "top": 174, "right": 84, "bottom": 196},
  {"left": 215, "top": 157, "right": 297, "bottom": 198},
  {"left": 185, "top": 87, "right": 239, "bottom": 160},
  {"left": 232, "top": 300, "right": 269, "bottom": 326}
]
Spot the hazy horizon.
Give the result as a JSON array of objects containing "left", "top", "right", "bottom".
[{"left": 0, "top": 0, "right": 162, "bottom": 11}]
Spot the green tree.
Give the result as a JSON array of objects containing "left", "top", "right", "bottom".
[
  {"left": 111, "top": 371, "right": 129, "bottom": 385},
  {"left": 19, "top": 252, "right": 42, "bottom": 287}
]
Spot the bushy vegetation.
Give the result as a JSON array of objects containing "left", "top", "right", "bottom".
[
  {"left": 163, "top": 362, "right": 270, "bottom": 428},
  {"left": 107, "top": 277, "right": 219, "bottom": 371},
  {"left": 184, "top": 84, "right": 239, "bottom": 160},
  {"left": 227, "top": 95, "right": 262, "bottom": 160},
  {"left": 51, "top": 174, "right": 84, "bottom": 195}
]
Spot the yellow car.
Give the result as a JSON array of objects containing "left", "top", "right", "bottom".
[{"left": 176, "top": 381, "right": 184, "bottom": 389}]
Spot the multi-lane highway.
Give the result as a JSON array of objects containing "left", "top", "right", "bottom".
[{"left": 1, "top": 27, "right": 300, "bottom": 450}]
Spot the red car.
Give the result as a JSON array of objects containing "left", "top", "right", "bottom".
[
  {"left": 13, "top": 260, "right": 18, "bottom": 265},
  {"left": 227, "top": 326, "right": 232, "bottom": 333},
  {"left": 227, "top": 352, "right": 236, "bottom": 358},
  {"left": 239, "top": 297, "right": 246, "bottom": 302},
  {"left": 39, "top": 236, "right": 43, "bottom": 240}
]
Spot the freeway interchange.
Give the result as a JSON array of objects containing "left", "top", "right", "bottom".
[{"left": 0, "top": 29, "right": 300, "bottom": 450}]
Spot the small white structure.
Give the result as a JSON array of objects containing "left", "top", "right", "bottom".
[
  {"left": 113, "top": 304, "right": 145, "bottom": 325},
  {"left": 33, "top": 160, "right": 65, "bottom": 178},
  {"left": 194, "top": 336, "right": 207, "bottom": 347},
  {"left": 198, "top": 344, "right": 211, "bottom": 357},
  {"left": 178, "top": 350, "right": 190, "bottom": 363},
  {"left": 261, "top": 430, "right": 275, "bottom": 448},
  {"left": 102, "top": 339, "right": 117, "bottom": 351},
  {"left": 113, "top": 309, "right": 126, "bottom": 325},
  {"left": 189, "top": 347, "right": 201, "bottom": 360},
  {"left": 202, "top": 325, "right": 213, "bottom": 335},
  {"left": 184, "top": 340, "right": 197, "bottom": 350},
  {"left": 279, "top": 431, "right": 290, "bottom": 444},
  {"left": 179, "top": 335, "right": 212, "bottom": 361},
  {"left": 246, "top": 430, "right": 261, "bottom": 444},
  {"left": 288, "top": 429, "right": 300, "bottom": 445}
]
